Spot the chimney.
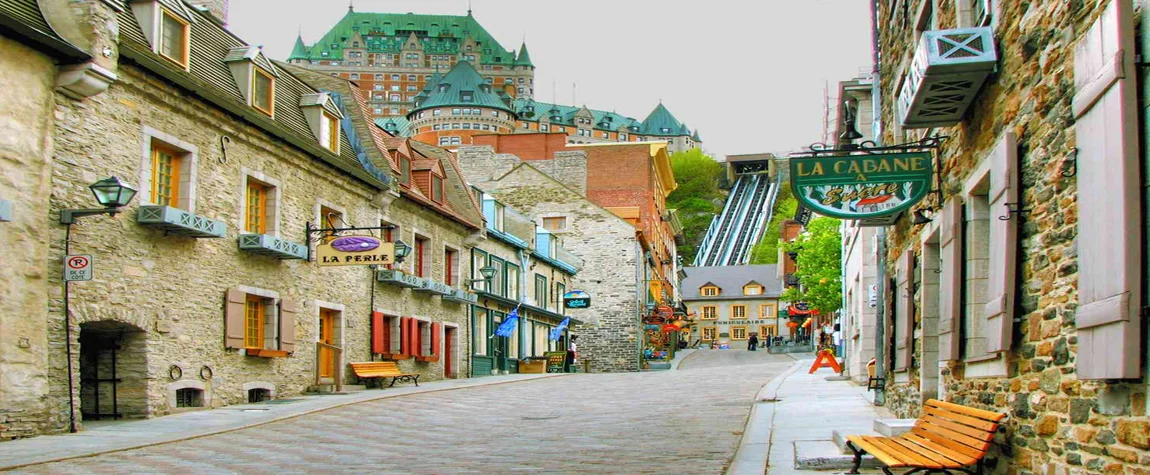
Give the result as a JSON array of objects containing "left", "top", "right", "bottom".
[{"left": 186, "top": 0, "right": 228, "bottom": 25}]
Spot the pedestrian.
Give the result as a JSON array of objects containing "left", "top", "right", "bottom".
[
  {"left": 565, "top": 335, "right": 578, "bottom": 372},
  {"left": 748, "top": 333, "right": 759, "bottom": 351}
]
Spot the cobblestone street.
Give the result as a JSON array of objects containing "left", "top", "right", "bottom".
[{"left": 6, "top": 351, "right": 792, "bottom": 475}]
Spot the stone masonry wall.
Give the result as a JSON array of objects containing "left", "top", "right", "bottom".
[
  {"left": 35, "top": 62, "right": 476, "bottom": 437},
  {"left": 876, "top": 3, "right": 1149, "bottom": 475}
]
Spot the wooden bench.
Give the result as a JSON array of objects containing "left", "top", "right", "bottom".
[
  {"left": 348, "top": 362, "right": 420, "bottom": 388},
  {"left": 846, "top": 399, "right": 1006, "bottom": 475}
]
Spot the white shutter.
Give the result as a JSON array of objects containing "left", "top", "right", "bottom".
[
  {"left": 895, "top": 250, "right": 914, "bottom": 371},
  {"left": 1073, "top": 0, "right": 1142, "bottom": 380},
  {"left": 984, "top": 132, "right": 1018, "bottom": 353},
  {"left": 938, "top": 198, "right": 963, "bottom": 361}
]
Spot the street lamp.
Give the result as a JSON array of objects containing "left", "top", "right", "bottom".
[
  {"left": 912, "top": 209, "right": 933, "bottom": 225},
  {"left": 59, "top": 176, "right": 138, "bottom": 224},
  {"left": 393, "top": 239, "right": 412, "bottom": 264},
  {"left": 839, "top": 102, "right": 863, "bottom": 150},
  {"left": 465, "top": 265, "right": 497, "bottom": 285}
]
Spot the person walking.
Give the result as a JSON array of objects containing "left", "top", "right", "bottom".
[
  {"left": 747, "top": 333, "right": 759, "bottom": 351},
  {"left": 565, "top": 335, "right": 578, "bottom": 372}
]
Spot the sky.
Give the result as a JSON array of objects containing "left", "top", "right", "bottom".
[{"left": 228, "top": 0, "right": 874, "bottom": 159}]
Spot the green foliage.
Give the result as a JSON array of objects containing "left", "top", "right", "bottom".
[
  {"left": 779, "top": 217, "right": 843, "bottom": 315},
  {"left": 749, "top": 184, "right": 797, "bottom": 264},
  {"left": 666, "top": 149, "right": 725, "bottom": 263}
]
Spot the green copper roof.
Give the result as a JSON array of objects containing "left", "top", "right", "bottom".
[
  {"left": 288, "top": 34, "right": 309, "bottom": 61},
  {"left": 410, "top": 61, "right": 513, "bottom": 113},
  {"left": 640, "top": 103, "right": 688, "bottom": 137},
  {"left": 692, "top": 129, "right": 703, "bottom": 141},
  {"left": 515, "top": 42, "right": 533, "bottom": 67},
  {"left": 374, "top": 117, "right": 412, "bottom": 136},
  {"left": 513, "top": 98, "right": 642, "bottom": 131},
  {"left": 296, "top": 10, "right": 519, "bottom": 65}
]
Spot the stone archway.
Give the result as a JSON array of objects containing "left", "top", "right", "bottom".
[{"left": 78, "top": 320, "right": 149, "bottom": 421}]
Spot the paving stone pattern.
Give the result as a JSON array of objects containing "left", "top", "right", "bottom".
[{"left": 9, "top": 351, "right": 793, "bottom": 475}]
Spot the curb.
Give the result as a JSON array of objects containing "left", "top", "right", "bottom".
[
  {"left": 0, "top": 373, "right": 568, "bottom": 471},
  {"left": 726, "top": 359, "right": 806, "bottom": 475}
]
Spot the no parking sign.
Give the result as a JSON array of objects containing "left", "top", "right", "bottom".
[{"left": 64, "top": 254, "right": 92, "bottom": 282}]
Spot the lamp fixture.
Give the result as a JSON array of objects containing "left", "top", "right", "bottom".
[
  {"left": 60, "top": 176, "right": 138, "bottom": 224},
  {"left": 912, "top": 209, "right": 933, "bottom": 225},
  {"left": 393, "top": 239, "right": 412, "bottom": 263},
  {"left": 465, "top": 265, "right": 497, "bottom": 284}
]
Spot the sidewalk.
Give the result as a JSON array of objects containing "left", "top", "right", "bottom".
[
  {"left": 0, "top": 373, "right": 564, "bottom": 470},
  {"left": 729, "top": 357, "right": 894, "bottom": 475}
]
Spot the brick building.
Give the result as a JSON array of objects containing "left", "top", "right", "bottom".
[{"left": 851, "top": 1, "right": 1150, "bottom": 474}]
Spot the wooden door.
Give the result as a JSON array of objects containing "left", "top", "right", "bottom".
[{"left": 318, "top": 309, "right": 336, "bottom": 378}]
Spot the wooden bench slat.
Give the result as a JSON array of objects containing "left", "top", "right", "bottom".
[
  {"left": 924, "top": 406, "right": 1000, "bottom": 432},
  {"left": 913, "top": 423, "right": 991, "bottom": 453},
  {"left": 926, "top": 399, "right": 1006, "bottom": 422},
  {"left": 901, "top": 433, "right": 979, "bottom": 466},
  {"left": 889, "top": 436, "right": 963, "bottom": 468},
  {"left": 921, "top": 414, "right": 997, "bottom": 441},
  {"left": 871, "top": 437, "right": 945, "bottom": 469},
  {"left": 865, "top": 436, "right": 925, "bottom": 467},
  {"left": 909, "top": 427, "right": 987, "bottom": 460},
  {"left": 848, "top": 436, "right": 910, "bottom": 468}
]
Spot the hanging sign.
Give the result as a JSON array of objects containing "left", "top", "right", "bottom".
[
  {"left": 64, "top": 254, "right": 93, "bottom": 281},
  {"left": 790, "top": 152, "right": 933, "bottom": 219},
  {"left": 316, "top": 236, "right": 395, "bottom": 267},
  {"left": 563, "top": 290, "right": 591, "bottom": 309}
]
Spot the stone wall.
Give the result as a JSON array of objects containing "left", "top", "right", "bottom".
[
  {"left": 0, "top": 33, "right": 60, "bottom": 440},
  {"left": 874, "top": 2, "right": 1150, "bottom": 475}
]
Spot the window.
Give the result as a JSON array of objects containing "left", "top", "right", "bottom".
[
  {"left": 461, "top": 91, "right": 474, "bottom": 102},
  {"left": 444, "top": 248, "right": 459, "bottom": 286},
  {"left": 350, "top": 73, "right": 360, "bottom": 80},
  {"left": 542, "top": 217, "right": 567, "bottom": 232},
  {"left": 474, "top": 309, "right": 488, "bottom": 355},
  {"left": 375, "top": 74, "right": 384, "bottom": 80},
  {"left": 701, "top": 306, "right": 717, "bottom": 320},
  {"left": 731, "top": 305, "right": 747, "bottom": 319},
  {"left": 452, "top": 108, "right": 461, "bottom": 115},
  {"left": 390, "top": 84, "right": 399, "bottom": 91},
  {"left": 433, "top": 109, "right": 442, "bottom": 116},
  {"left": 406, "top": 85, "right": 417, "bottom": 91},
  {"left": 731, "top": 326, "right": 748, "bottom": 340},
  {"left": 389, "top": 94, "right": 400, "bottom": 101},
  {"left": 535, "top": 274, "right": 548, "bottom": 310},
  {"left": 407, "top": 74, "right": 416, "bottom": 81},
  {"left": 962, "top": 193, "right": 991, "bottom": 360},
  {"left": 244, "top": 180, "right": 268, "bottom": 234},
  {"left": 414, "top": 236, "right": 429, "bottom": 278},
  {"left": 743, "top": 284, "right": 763, "bottom": 296},
  {"left": 760, "top": 325, "right": 775, "bottom": 338},
  {"left": 150, "top": 145, "right": 182, "bottom": 207},
  {"left": 432, "top": 176, "right": 443, "bottom": 202},
  {"left": 252, "top": 68, "right": 274, "bottom": 116},
  {"left": 159, "top": 9, "right": 189, "bottom": 68},
  {"left": 702, "top": 327, "right": 717, "bottom": 340},
  {"left": 701, "top": 286, "right": 719, "bottom": 297},
  {"left": 244, "top": 295, "right": 265, "bottom": 349},
  {"left": 175, "top": 388, "right": 203, "bottom": 408},
  {"left": 760, "top": 304, "right": 777, "bottom": 319},
  {"left": 321, "top": 112, "right": 340, "bottom": 152},
  {"left": 491, "top": 110, "right": 500, "bottom": 117},
  {"left": 541, "top": 124, "right": 549, "bottom": 132},
  {"left": 472, "top": 250, "right": 488, "bottom": 292},
  {"left": 556, "top": 283, "right": 566, "bottom": 314},
  {"left": 489, "top": 257, "right": 505, "bottom": 295},
  {"left": 399, "top": 156, "right": 411, "bottom": 186},
  {"left": 391, "top": 74, "right": 400, "bottom": 81},
  {"left": 506, "top": 264, "right": 520, "bottom": 300}
]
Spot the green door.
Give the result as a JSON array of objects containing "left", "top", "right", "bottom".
[{"left": 492, "top": 312, "right": 507, "bottom": 373}]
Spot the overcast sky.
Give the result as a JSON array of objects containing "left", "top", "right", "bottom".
[{"left": 229, "top": 0, "right": 873, "bottom": 159}]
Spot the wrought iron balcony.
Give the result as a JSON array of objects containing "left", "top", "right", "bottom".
[
  {"left": 238, "top": 234, "right": 307, "bottom": 260},
  {"left": 415, "top": 278, "right": 453, "bottom": 295},
  {"left": 898, "top": 27, "right": 997, "bottom": 128},
  {"left": 376, "top": 269, "right": 425, "bottom": 288},
  {"left": 137, "top": 205, "right": 227, "bottom": 238}
]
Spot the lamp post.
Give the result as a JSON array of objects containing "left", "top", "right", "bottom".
[{"left": 59, "top": 177, "right": 138, "bottom": 433}]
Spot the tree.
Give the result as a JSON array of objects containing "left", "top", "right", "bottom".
[
  {"left": 666, "top": 149, "right": 725, "bottom": 263},
  {"left": 749, "top": 184, "right": 798, "bottom": 264},
  {"left": 779, "top": 217, "right": 842, "bottom": 315}
]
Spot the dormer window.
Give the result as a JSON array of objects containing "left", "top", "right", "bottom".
[
  {"left": 321, "top": 112, "right": 339, "bottom": 152},
  {"left": 432, "top": 176, "right": 443, "bottom": 202},
  {"left": 743, "top": 284, "right": 763, "bottom": 296},
  {"left": 461, "top": 91, "right": 474, "bottom": 103},
  {"left": 159, "top": 9, "right": 189, "bottom": 68},
  {"left": 701, "top": 286, "right": 719, "bottom": 297},
  {"left": 399, "top": 156, "right": 411, "bottom": 186},
  {"left": 252, "top": 68, "right": 274, "bottom": 116}
]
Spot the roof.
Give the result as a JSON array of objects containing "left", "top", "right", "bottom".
[
  {"left": 0, "top": 0, "right": 89, "bottom": 61},
  {"left": 512, "top": 98, "right": 642, "bottom": 131},
  {"left": 681, "top": 265, "right": 783, "bottom": 300},
  {"left": 374, "top": 116, "right": 412, "bottom": 136},
  {"left": 410, "top": 60, "right": 513, "bottom": 113},
  {"left": 294, "top": 10, "right": 519, "bottom": 65},
  {"left": 515, "top": 42, "right": 533, "bottom": 67},
  {"left": 113, "top": 1, "right": 390, "bottom": 190},
  {"left": 287, "top": 34, "right": 309, "bottom": 61},
  {"left": 640, "top": 103, "right": 689, "bottom": 137}
]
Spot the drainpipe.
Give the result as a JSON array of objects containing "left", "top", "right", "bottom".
[
  {"left": 1138, "top": 0, "right": 1150, "bottom": 383},
  {"left": 873, "top": 227, "right": 887, "bottom": 406}
]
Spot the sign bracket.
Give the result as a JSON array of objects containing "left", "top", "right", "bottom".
[
  {"left": 791, "top": 135, "right": 948, "bottom": 157},
  {"left": 305, "top": 222, "right": 396, "bottom": 261}
]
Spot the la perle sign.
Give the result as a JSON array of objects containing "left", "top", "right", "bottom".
[
  {"left": 316, "top": 235, "right": 395, "bottom": 267},
  {"left": 790, "top": 152, "right": 933, "bottom": 220}
]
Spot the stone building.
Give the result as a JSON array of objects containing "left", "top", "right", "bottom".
[
  {"left": 0, "top": 0, "right": 561, "bottom": 440},
  {"left": 856, "top": 1, "right": 1150, "bottom": 474},
  {"left": 457, "top": 145, "right": 647, "bottom": 372},
  {"left": 682, "top": 265, "right": 783, "bottom": 347}
]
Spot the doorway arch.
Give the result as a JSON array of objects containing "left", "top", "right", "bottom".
[{"left": 78, "top": 320, "right": 150, "bottom": 421}]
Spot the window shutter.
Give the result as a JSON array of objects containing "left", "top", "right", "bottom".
[
  {"left": 399, "top": 317, "right": 410, "bottom": 355},
  {"left": 938, "top": 198, "right": 963, "bottom": 361},
  {"left": 1073, "top": 0, "right": 1142, "bottom": 380},
  {"left": 894, "top": 251, "right": 913, "bottom": 372},
  {"left": 431, "top": 322, "right": 441, "bottom": 357},
  {"left": 278, "top": 298, "right": 297, "bottom": 354},
  {"left": 413, "top": 320, "right": 423, "bottom": 357},
  {"left": 984, "top": 132, "right": 1018, "bottom": 353},
  {"left": 224, "top": 289, "right": 246, "bottom": 349},
  {"left": 371, "top": 311, "right": 385, "bottom": 354}
]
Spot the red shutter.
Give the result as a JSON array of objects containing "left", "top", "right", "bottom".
[
  {"left": 278, "top": 298, "right": 297, "bottom": 354},
  {"left": 431, "top": 322, "right": 441, "bottom": 356},
  {"left": 371, "top": 311, "right": 385, "bottom": 354},
  {"left": 984, "top": 132, "right": 1018, "bottom": 353},
  {"left": 224, "top": 289, "right": 245, "bottom": 349},
  {"left": 938, "top": 198, "right": 963, "bottom": 361},
  {"left": 413, "top": 320, "right": 423, "bottom": 357},
  {"left": 399, "top": 317, "right": 409, "bottom": 355},
  {"left": 1074, "top": 0, "right": 1142, "bottom": 380},
  {"left": 894, "top": 251, "right": 913, "bottom": 371}
]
